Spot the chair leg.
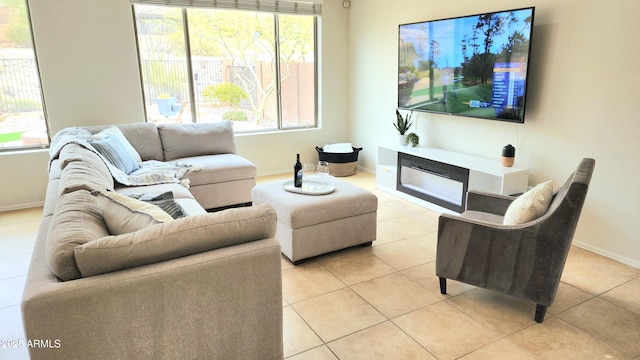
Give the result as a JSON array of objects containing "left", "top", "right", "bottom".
[
  {"left": 535, "top": 304, "right": 547, "bottom": 323},
  {"left": 439, "top": 277, "right": 447, "bottom": 294}
]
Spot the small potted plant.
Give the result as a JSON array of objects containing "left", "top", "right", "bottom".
[
  {"left": 394, "top": 109, "right": 413, "bottom": 146},
  {"left": 405, "top": 132, "right": 420, "bottom": 147}
]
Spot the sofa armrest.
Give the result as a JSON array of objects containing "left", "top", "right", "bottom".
[
  {"left": 22, "top": 236, "right": 283, "bottom": 360},
  {"left": 465, "top": 190, "right": 516, "bottom": 215}
]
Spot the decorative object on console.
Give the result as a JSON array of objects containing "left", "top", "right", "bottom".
[
  {"left": 394, "top": 109, "right": 413, "bottom": 145},
  {"left": 501, "top": 144, "right": 516, "bottom": 167},
  {"left": 406, "top": 132, "right": 420, "bottom": 147}
]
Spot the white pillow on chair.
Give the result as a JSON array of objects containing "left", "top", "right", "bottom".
[{"left": 503, "top": 180, "right": 553, "bottom": 225}]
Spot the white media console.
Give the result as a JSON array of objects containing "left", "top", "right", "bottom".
[{"left": 376, "top": 145, "right": 529, "bottom": 214}]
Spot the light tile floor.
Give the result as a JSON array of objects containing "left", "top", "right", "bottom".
[{"left": 1, "top": 172, "right": 639, "bottom": 359}]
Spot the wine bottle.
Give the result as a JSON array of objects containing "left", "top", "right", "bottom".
[{"left": 294, "top": 154, "right": 303, "bottom": 187}]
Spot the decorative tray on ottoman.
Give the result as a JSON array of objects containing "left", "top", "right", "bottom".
[{"left": 282, "top": 180, "right": 335, "bottom": 195}]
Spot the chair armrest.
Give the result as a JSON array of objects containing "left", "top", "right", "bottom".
[{"left": 466, "top": 190, "right": 516, "bottom": 215}]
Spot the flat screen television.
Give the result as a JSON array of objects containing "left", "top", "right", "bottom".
[{"left": 398, "top": 7, "right": 535, "bottom": 123}]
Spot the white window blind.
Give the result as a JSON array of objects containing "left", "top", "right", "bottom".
[{"left": 131, "top": 0, "right": 321, "bottom": 15}]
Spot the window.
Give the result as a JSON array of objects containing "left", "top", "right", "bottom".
[
  {"left": 0, "top": 0, "right": 48, "bottom": 150},
  {"left": 133, "top": 4, "right": 317, "bottom": 132}
]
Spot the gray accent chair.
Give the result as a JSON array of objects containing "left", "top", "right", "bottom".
[{"left": 436, "top": 158, "right": 595, "bottom": 323}]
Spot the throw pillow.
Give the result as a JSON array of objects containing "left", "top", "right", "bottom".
[
  {"left": 126, "top": 191, "right": 185, "bottom": 219},
  {"left": 92, "top": 126, "right": 142, "bottom": 162},
  {"left": 91, "top": 136, "right": 140, "bottom": 174},
  {"left": 92, "top": 189, "right": 174, "bottom": 235},
  {"left": 503, "top": 180, "right": 554, "bottom": 225}
]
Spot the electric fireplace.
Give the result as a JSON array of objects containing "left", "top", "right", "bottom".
[{"left": 396, "top": 152, "right": 469, "bottom": 213}]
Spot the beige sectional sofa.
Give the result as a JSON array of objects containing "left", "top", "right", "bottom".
[{"left": 21, "top": 121, "right": 284, "bottom": 360}]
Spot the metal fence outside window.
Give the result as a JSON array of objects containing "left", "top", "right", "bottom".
[
  {"left": 0, "top": 59, "right": 43, "bottom": 114},
  {"left": 141, "top": 59, "right": 256, "bottom": 108}
]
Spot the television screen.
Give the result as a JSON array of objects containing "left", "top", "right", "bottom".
[{"left": 398, "top": 7, "right": 535, "bottom": 123}]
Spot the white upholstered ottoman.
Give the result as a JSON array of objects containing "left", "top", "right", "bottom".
[{"left": 251, "top": 177, "right": 378, "bottom": 264}]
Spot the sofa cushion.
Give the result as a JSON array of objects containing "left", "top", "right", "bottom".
[
  {"left": 92, "top": 126, "right": 142, "bottom": 163},
  {"left": 462, "top": 210, "right": 505, "bottom": 224},
  {"left": 92, "top": 189, "right": 174, "bottom": 235},
  {"left": 74, "top": 204, "right": 277, "bottom": 277},
  {"left": 179, "top": 154, "right": 257, "bottom": 186},
  {"left": 90, "top": 136, "right": 140, "bottom": 174},
  {"left": 45, "top": 190, "right": 110, "bottom": 281},
  {"left": 158, "top": 121, "right": 237, "bottom": 161},
  {"left": 503, "top": 180, "right": 553, "bottom": 225},
  {"left": 117, "top": 123, "right": 164, "bottom": 161}
]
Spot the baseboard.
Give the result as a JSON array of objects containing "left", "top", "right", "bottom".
[
  {"left": 0, "top": 201, "right": 44, "bottom": 213},
  {"left": 570, "top": 241, "right": 640, "bottom": 269},
  {"left": 357, "top": 165, "right": 376, "bottom": 175}
]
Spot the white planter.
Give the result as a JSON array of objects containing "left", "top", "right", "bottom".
[{"left": 397, "top": 134, "right": 407, "bottom": 146}]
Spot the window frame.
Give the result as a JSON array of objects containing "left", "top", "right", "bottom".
[
  {"left": 132, "top": 4, "right": 318, "bottom": 133},
  {"left": 0, "top": 0, "right": 50, "bottom": 152}
]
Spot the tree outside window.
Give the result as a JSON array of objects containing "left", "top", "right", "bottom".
[
  {"left": 0, "top": 0, "right": 48, "bottom": 149},
  {"left": 134, "top": 5, "right": 316, "bottom": 132}
]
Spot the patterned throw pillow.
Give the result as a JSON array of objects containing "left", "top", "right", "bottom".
[
  {"left": 91, "top": 136, "right": 140, "bottom": 174},
  {"left": 126, "top": 192, "right": 185, "bottom": 219},
  {"left": 92, "top": 126, "right": 142, "bottom": 162},
  {"left": 92, "top": 189, "right": 173, "bottom": 235}
]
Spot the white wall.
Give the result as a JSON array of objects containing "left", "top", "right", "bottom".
[
  {"left": 0, "top": 0, "right": 351, "bottom": 209},
  {"left": 348, "top": 0, "right": 640, "bottom": 267}
]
